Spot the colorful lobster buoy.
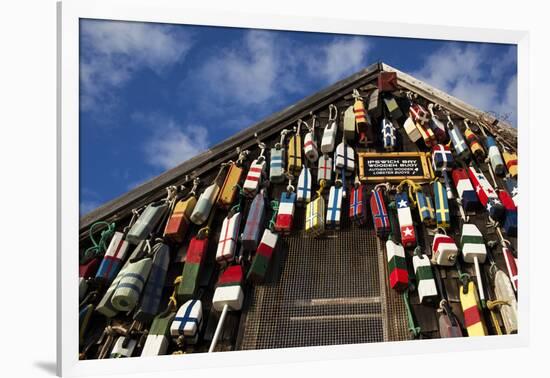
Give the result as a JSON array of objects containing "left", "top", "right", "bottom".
[
  {"left": 383, "top": 95, "right": 403, "bottom": 120},
  {"left": 371, "top": 185, "right": 390, "bottom": 238},
  {"left": 335, "top": 136, "right": 355, "bottom": 176},
  {"left": 248, "top": 228, "right": 279, "bottom": 282},
  {"left": 171, "top": 299, "right": 203, "bottom": 345},
  {"left": 133, "top": 242, "right": 170, "bottom": 323},
  {"left": 386, "top": 239, "right": 408, "bottom": 291},
  {"left": 95, "top": 231, "right": 130, "bottom": 285},
  {"left": 110, "top": 255, "right": 153, "bottom": 312},
  {"left": 452, "top": 168, "right": 480, "bottom": 211},
  {"left": 491, "top": 266, "right": 518, "bottom": 334},
  {"left": 486, "top": 136, "right": 506, "bottom": 176},
  {"left": 498, "top": 190, "right": 517, "bottom": 236},
  {"left": 343, "top": 105, "right": 355, "bottom": 143},
  {"left": 464, "top": 120, "right": 485, "bottom": 163},
  {"left": 288, "top": 121, "right": 303, "bottom": 177},
  {"left": 304, "top": 115, "right": 319, "bottom": 162},
  {"left": 317, "top": 154, "right": 332, "bottom": 183},
  {"left": 243, "top": 142, "right": 267, "bottom": 198},
  {"left": 349, "top": 179, "right": 367, "bottom": 225},
  {"left": 270, "top": 130, "right": 289, "bottom": 184},
  {"left": 297, "top": 165, "right": 312, "bottom": 206},
  {"left": 274, "top": 180, "right": 296, "bottom": 235},
  {"left": 209, "top": 265, "right": 245, "bottom": 352},
  {"left": 447, "top": 116, "right": 470, "bottom": 161},
  {"left": 504, "top": 177, "right": 518, "bottom": 208},
  {"left": 427, "top": 104, "right": 449, "bottom": 144},
  {"left": 326, "top": 175, "right": 344, "bottom": 230},
  {"left": 459, "top": 280, "right": 488, "bottom": 336},
  {"left": 190, "top": 176, "right": 221, "bottom": 225},
  {"left": 353, "top": 89, "right": 374, "bottom": 146},
  {"left": 412, "top": 253, "right": 438, "bottom": 303},
  {"left": 216, "top": 212, "right": 242, "bottom": 264},
  {"left": 395, "top": 191, "right": 416, "bottom": 248},
  {"left": 110, "top": 336, "right": 137, "bottom": 358},
  {"left": 415, "top": 189, "right": 435, "bottom": 226},
  {"left": 433, "top": 180, "right": 451, "bottom": 229},
  {"left": 321, "top": 104, "right": 337, "bottom": 154},
  {"left": 431, "top": 232, "right": 458, "bottom": 266},
  {"left": 381, "top": 117, "right": 397, "bottom": 151},
  {"left": 141, "top": 311, "right": 175, "bottom": 356},
  {"left": 127, "top": 201, "right": 168, "bottom": 244},
  {"left": 305, "top": 180, "right": 326, "bottom": 237},
  {"left": 404, "top": 116, "right": 422, "bottom": 144},
  {"left": 164, "top": 180, "right": 198, "bottom": 242},
  {"left": 241, "top": 190, "right": 266, "bottom": 252},
  {"left": 468, "top": 166, "right": 505, "bottom": 221},
  {"left": 503, "top": 150, "right": 518, "bottom": 178},
  {"left": 461, "top": 223, "right": 488, "bottom": 307},
  {"left": 218, "top": 151, "right": 248, "bottom": 209},
  {"left": 177, "top": 237, "right": 208, "bottom": 303}
]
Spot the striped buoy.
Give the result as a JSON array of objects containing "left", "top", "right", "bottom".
[
  {"left": 503, "top": 151, "right": 518, "bottom": 178},
  {"left": 126, "top": 202, "right": 168, "bottom": 244},
  {"left": 321, "top": 104, "right": 337, "bottom": 153},
  {"left": 433, "top": 180, "right": 451, "bottom": 229},
  {"left": 416, "top": 122, "right": 436, "bottom": 147},
  {"left": 452, "top": 168, "right": 479, "bottom": 211},
  {"left": 461, "top": 223, "right": 487, "bottom": 306},
  {"left": 171, "top": 299, "right": 203, "bottom": 344},
  {"left": 459, "top": 280, "right": 487, "bottom": 336},
  {"left": 274, "top": 190, "right": 296, "bottom": 235},
  {"left": 431, "top": 233, "right": 458, "bottom": 266},
  {"left": 326, "top": 179, "right": 343, "bottom": 230},
  {"left": 243, "top": 158, "right": 266, "bottom": 198},
  {"left": 287, "top": 121, "right": 303, "bottom": 177},
  {"left": 216, "top": 212, "right": 242, "bottom": 264},
  {"left": 304, "top": 116, "right": 319, "bottom": 163},
  {"left": 297, "top": 166, "right": 312, "bottom": 205},
  {"left": 95, "top": 231, "right": 130, "bottom": 285},
  {"left": 499, "top": 190, "right": 517, "bottom": 236},
  {"left": 354, "top": 94, "right": 374, "bottom": 146},
  {"left": 395, "top": 192, "right": 416, "bottom": 248},
  {"left": 370, "top": 187, "right": 390, "bottom": 238},
  {"left": 190, "top": 182, "right": 220, "bottom": 225},
  {"left": 412, "top": 254, "right": 438, "bottom": 303},
  {"left": 177, "top": 237, "right": 208, "bottom": 303},
  {"left": 111, "top": 256, "right": 153, "bottom": 312},
  {"left": 464, "top": 125, "right": 485, "bottom": 163},
  {"left": 164, "top": 196, "right": 196, "bottom": 243},
  {"left": 248, "top": 229, "right": 279, "bottom": 282},
  {"left": 110, "top": 336, "right": 136, "bottom": 358},
  {"left": 95, "top": 241, "right": 147, "bottom": 317},
  {"left": 343, "top": 105, "right": 355, "bottom": 142},
  {"left": 504, "top": 177, "right": 518, "bottom": 208},
  {"left": 141, "top": 311, "right": 175, "bottom": 356},
  {"left": 386, "top": 239, "right": 408, "bottom": 291},
  {"left": 210, "top": 265, "right": 245, "bottom": 352},
  {"left": 317, "top": 154, "right": 332, "bottom": 183},
  {"left": 134, "top": 243, "right": 170, "bottom": 323},
  {"left": 486, "top": 136, "right": 506, "bottom": 176},
  {"left": 241, "top": 190, "right": 266, "bottom": 252},
  {"left": 269, "top": 130, "right": 288, "bottom": 184}
]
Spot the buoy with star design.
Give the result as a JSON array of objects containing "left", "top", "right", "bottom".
[{"left": 395, "top": 191, "right": 416, "bottom": 248}]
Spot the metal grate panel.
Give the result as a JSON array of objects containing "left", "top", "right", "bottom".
[{"left": 239, "top": 210, "right": 409, "bottom": 350}]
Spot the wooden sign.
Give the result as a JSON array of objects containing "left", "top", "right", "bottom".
[{"left": 358, "top": 152, "right": 433, "bottom": 182}]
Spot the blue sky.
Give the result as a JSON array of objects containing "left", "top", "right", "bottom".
[{"left": 79, "top": 19, "right": 517, "bottom": 215}]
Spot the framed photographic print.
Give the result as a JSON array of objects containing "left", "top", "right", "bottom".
[{"left": 58, "top": 0, "right": 529, "bottom": 376}]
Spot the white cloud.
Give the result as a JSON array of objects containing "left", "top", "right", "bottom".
[
  {"left": 143, "top": 118, "right": 210, "bottom": 170},
  {"left": 413, "top": 44, "right": 517, "bottom": 126},
  {"left": 80, "top": 20, "right": 192, "bottom": 111},
  {"left": 309, "top": 37, "right": 372, "bottom": 82},
  {"left": 196, "top": 31, "right": 371, "bottom": 109}
]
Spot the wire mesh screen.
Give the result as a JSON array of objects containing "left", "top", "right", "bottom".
[{"left": 239, "top": 210, "right": 409, "bottom": 350}]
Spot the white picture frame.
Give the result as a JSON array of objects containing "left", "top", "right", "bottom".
[{"left": 58, "top": 0, "right": 530, "bottom": 376}]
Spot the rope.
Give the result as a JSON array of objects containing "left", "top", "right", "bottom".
[
  {"left": 82, "top": 221, "right": 116, "bottom": 263},
  {"left": 268, "top": 200, "right": 280, "bottom": 232},
  {"left": 229, "top": 184, "right": 245, "bottom": 215}
]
